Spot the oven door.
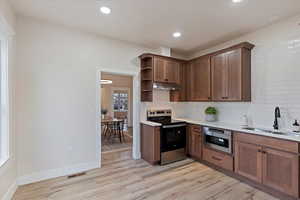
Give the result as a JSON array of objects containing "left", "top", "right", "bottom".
[{"left": 161, "top": 124, "right": 186, "bottom": 152}]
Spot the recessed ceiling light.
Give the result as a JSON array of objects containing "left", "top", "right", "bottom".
[
  {"left": 232, "top": 0, "right": 243, "bottom": 3},
  {"left": 100, "top": 6, "right": 111, "bottom": 15},
  {"left": 173, "top": 32, "right": 181, "bottom": 38}
]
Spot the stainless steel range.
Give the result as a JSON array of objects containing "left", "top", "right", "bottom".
[{"left": 147, "top": 109, "right": 187, "bottom": 165}]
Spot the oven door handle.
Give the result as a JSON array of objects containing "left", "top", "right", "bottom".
[
  {"left": 205, "top": 132, "right": 230, "bottom": 139},
  {"left": 162, "top": 124, "right": 186, "bottom": 128}
]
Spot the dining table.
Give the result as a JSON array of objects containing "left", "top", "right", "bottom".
[{"left": 101, "top": 118, "right": 125, "bottom": 142}]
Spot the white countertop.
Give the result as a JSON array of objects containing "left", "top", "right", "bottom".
[
  {"left": 140, "top": 120, "right": 162, "bottom": 127},
  {"left": 175, "top": 118, "right": 300, "bottom": 143}
]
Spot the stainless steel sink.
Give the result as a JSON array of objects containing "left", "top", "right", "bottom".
[{"left": 242, "top": 127, "right": 297, "bottom": 136}]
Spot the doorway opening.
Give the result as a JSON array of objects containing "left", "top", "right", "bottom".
[{"left": 100, "top": 72, "right": 133, "bottom": 156}]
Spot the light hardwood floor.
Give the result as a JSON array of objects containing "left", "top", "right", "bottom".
[
  {"left": 101, "top": 128, "right": 132, "bottom": 153},
  {"left": 13, "top": 150, "right": 279, "bottom": 200}
]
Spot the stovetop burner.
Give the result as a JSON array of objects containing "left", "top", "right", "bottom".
[{"left": 147, "top": 109, "right": 185, "bottom": 125}]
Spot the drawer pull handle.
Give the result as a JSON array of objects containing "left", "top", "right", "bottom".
[{"left": 212, "top": 156, "right": 222, "bottom": 161}]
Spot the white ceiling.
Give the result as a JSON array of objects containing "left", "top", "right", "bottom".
[{"left": 10, "top": 0, "right": 300, "bottom": 54}]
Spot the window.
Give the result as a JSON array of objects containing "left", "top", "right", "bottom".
[
  {"left": 112, "top": 90, "right": 128, "bottom": 112},
  {"left": 0, "top": 30, "right": 9, "bottom": 167}
]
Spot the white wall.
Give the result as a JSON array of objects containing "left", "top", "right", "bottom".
[
  {"left": 180, "top": 14, "right": 300, "bottom": 130},
  {"left": 15, "top": 16, "right": 158, "bottom": 184},
  {"left": 0, "top": 0, "right": 17, "bottom": 199}
]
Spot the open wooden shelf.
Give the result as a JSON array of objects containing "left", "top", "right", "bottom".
[{"left": 140, "top": 55, "right": 154, "bottom": 102}]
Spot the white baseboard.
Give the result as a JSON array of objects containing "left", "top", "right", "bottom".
[
  {"left": 2, "top": 181, "right": 17, "bottom": 200},
  {"left": 17, "top": 161, "right": 100, "bottom": 186}
]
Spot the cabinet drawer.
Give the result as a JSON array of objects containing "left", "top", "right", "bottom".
[
  {"left": 235, "top": 132, "right": 299, "bottom": 154},
  {"left": 203, "top": 147, "right": 233, "bottom": 171}
]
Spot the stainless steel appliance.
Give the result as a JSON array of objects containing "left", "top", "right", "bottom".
[
  {"left": 147, "top": 109, "right": 187, "bottom": 165},
  {"left": 203, "top": 126, "right": 232, "bottom": 154}
]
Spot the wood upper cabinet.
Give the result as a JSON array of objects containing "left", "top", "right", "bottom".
[
  {"left": 227, "top": 49, "right": 242, "bottom": 100},
  {"left": 188, "top": 125, "right": 202, "bottom": 160},
  {"left": 153, "top": 56, "right": 180, "bottom": 84},
  {"left": 165, "top": 59, "right": 180, "bottom": 84},
  {"left": 235, "top": 141, "right": 263, "bottom": 183},
  {"left": 262, "top": 148, "right": 299, "bottom": 197},
  {"left": 143, "top": 42, "right": 254, "bottom": 102},
  {"left": 211, "top": 45, "right": 253, "bottom": 101},
  {"left": 170, "top": 63, "right": 188, "bottom": 102},
  {"left": 188, "top": 56, "right": 211, "bottom": 101},
  {"left": 211, "top": 53, "right": 226, "bottom": 101},
  {"left": 153, "top": 57, "right": 166, "bottom": 83}
]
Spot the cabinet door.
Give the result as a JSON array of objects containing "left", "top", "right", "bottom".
[
  {"left": 141, "top": 124, "right": 161, "bottom": 165},
  {"left": 262, "top": 148, "right": 299, "bottom": 197},
  {"left": 170, "top": 63, "right": 187, "bottom": 101},
  {"left": 189, "top": 126, "right": 202, "bottom": 160},
  {"left": 165, "top": 60, "right": 180, "bottom": 84},
  {"left": 153, "top": 57, "right": 166, "bottom": 83},
  {"left": 227, "top": 49, "right": 242, "bottom": 100},
  {"left": 211, "top": 53, "right": 227, "bottom": 101},
  {"left": 189, "top": 56, "right": 211, "bottom": 101},
  {"left": 186, "top": 62, "right": 192, "bottom": 101},
  {"left": 235, "top": 141, "right": 262, "bottom": 183}
]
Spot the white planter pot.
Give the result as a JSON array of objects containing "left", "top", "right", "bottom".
[{"left": 205, "top": 114, "right": 217, "bottom": 122}]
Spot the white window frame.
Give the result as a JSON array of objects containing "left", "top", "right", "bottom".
[
  {"left": 112, "top": 88, "right": 129, "bottom": 112},
  {"left": 0, "top": 29, "right": 10, "bottom": 167}
]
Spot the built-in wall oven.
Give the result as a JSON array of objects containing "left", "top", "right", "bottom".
[{"left": 203, "top": 126, "right": 232, "bottom": 154}]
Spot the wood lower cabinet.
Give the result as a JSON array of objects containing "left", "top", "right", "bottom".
[
  {"left": 262, "top": 148, "right": 299, "bottom": 197},
  {"left": 235, "top": 132, "right": 300, "bottom": 197},
  {"left": 187, "top": 125, "right": 202, "bottom": 160},
  {"left": 141, "top": 124, "right": 160, "bottom": 165},
  {"left": 203, "top": 147, "right": 234, "bottom": 171},
  {"left": 235, "top": 141, "right": 262, "bottom": 183}
]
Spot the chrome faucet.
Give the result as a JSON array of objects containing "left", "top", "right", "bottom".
[{"left": 273, "top": 107, "right": 281, "bottom": 130}]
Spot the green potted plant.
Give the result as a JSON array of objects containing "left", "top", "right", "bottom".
[{"left": 205, "top": 107, "right": 217, "bottom": 122}]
